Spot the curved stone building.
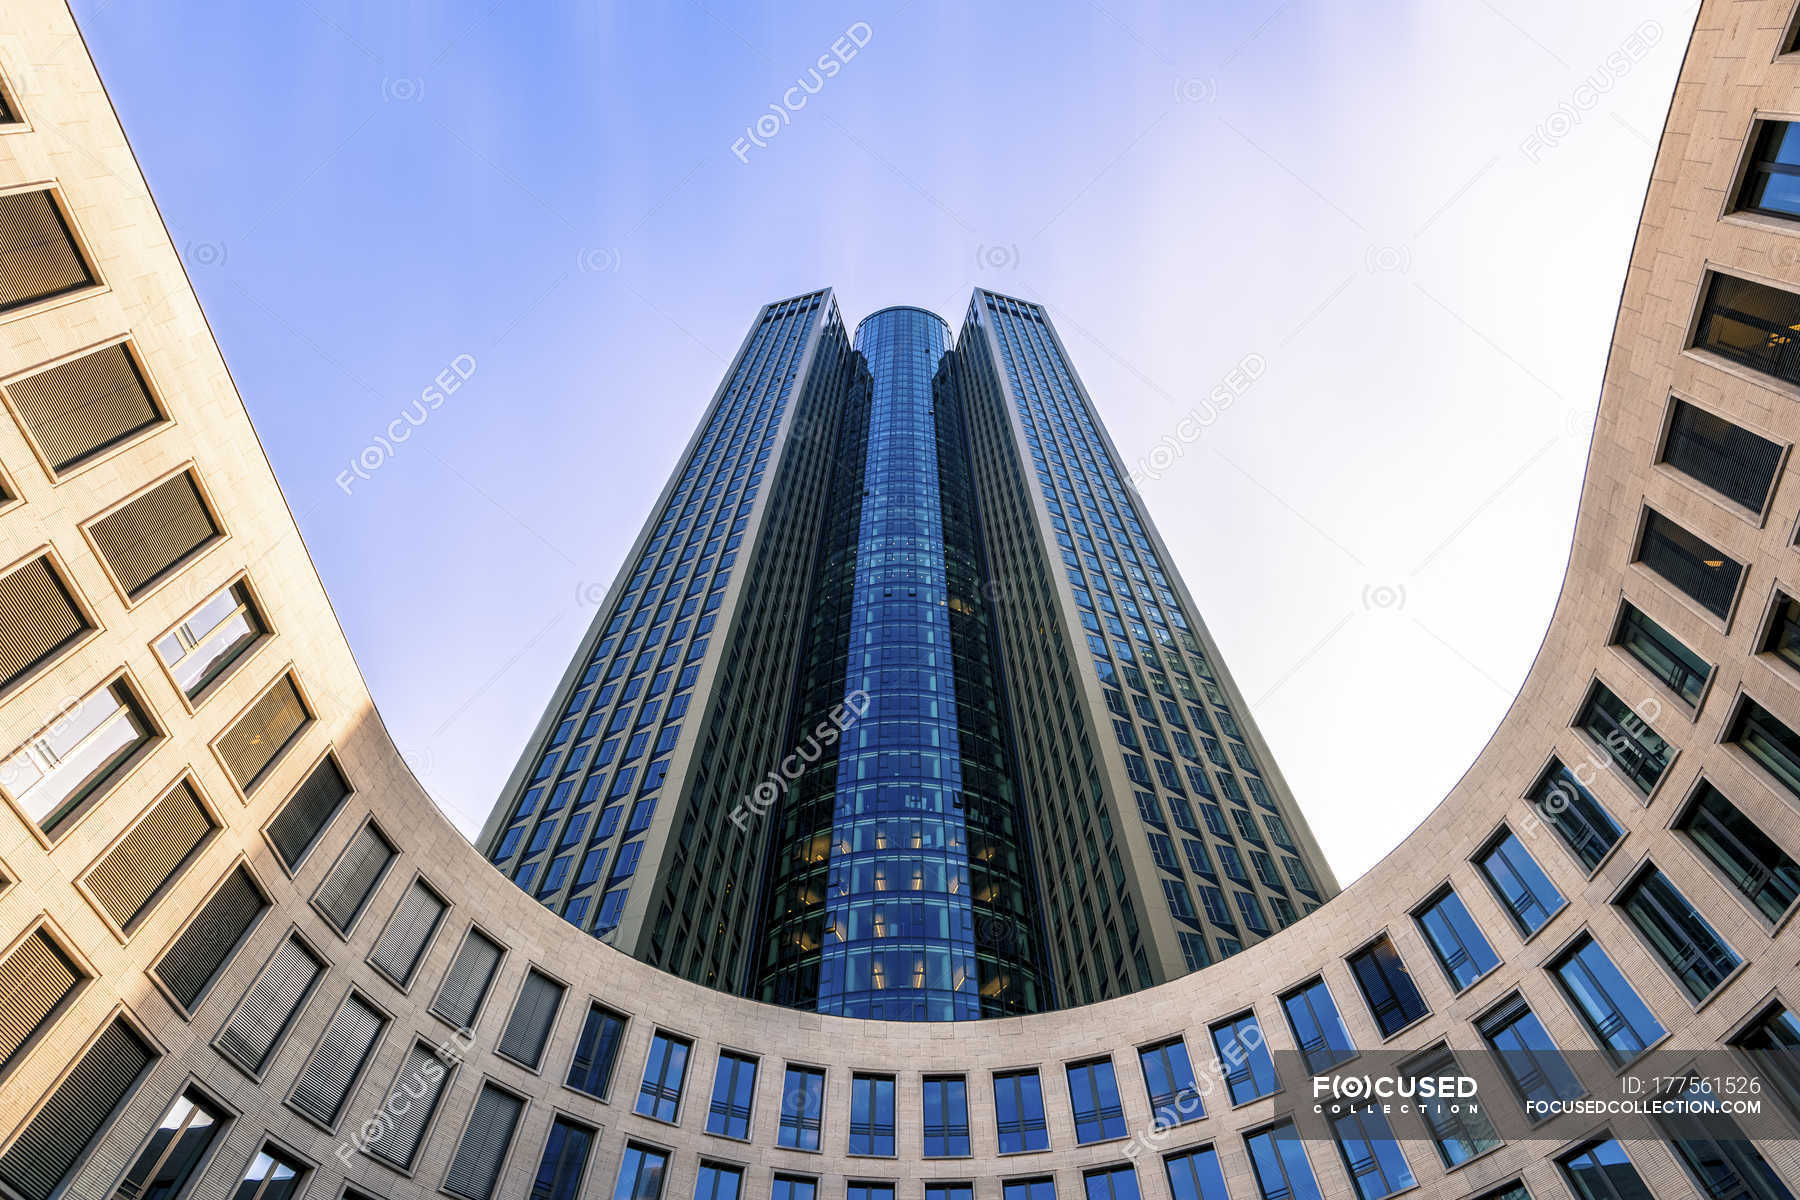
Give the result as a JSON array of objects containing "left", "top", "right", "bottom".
[{"left": 1, "top": 3, "right": 1799, "bottom": 1200}]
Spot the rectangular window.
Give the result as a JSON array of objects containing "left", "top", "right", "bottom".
[
  {"left": 0, "top": 553, "right": 91, "bottom": 692},
  {"left": 1211, "top": 1013, "right": 1279, "bottom": 1104},
  {"left": 1244, "top": 1121, "right": 1324, "bottom": 1200},
  {"left": 706, "top": 1051, "right": 757, "bottom": 1140},
  {"left": 1732, "top": 1003, "right": 1800, "bottom": 1124},
  {"left": 531, "top": 1116, "right": 594, "bottom": 1200},
  {"left": 89, "top": 470, "right": 221, "bottom": 599},
  {"left": 1551, "top": 934, "right": 1665, "bottom": 1065},
  {"left": 444, "top": 1083, "right": 523, "bottom": 1200},
  {"left": 84, "top": 777, "right": 215, "bottom": 931},
  {"left": 1281, "top": 978, "right": 1356, "bottom": 1072},
  {"left": 1413, "top": 886, "right": 1499, "bottom": 991},
  {"left": 312, "top": 821, "right": 394, "bottom": 934},
  {"left": 266, "top": 754, "right": 350, "bottom": 870},
  {"left": 0, "top": 1018, "right": 154, "bottom": 1200},
  {"left": 288, "top": 990, "right": 386, "bottom": 1126},
  {"left": 1478, "top": 995, "right": 1585, "bottom": 1112},
  {"left": 1165, "top": 1146, "right": 1230, "bottom": 1200},
  {"left": 1656, "top": 1075, "right": 1793, "bottom": 1200},
  {"left": 1575, "top": 683, "right": 1671, "bottom": 795},
  {"left": 1067, "top": 1056, "right": 1127, "bottom": 1143},
  {"left": 1327, "top": 1106, "right": 1415, "bottom": 1200},
  {"left": 118, "top": 1088, "right": 228, "bottom": 1200},
  {"left": 1727, "top": 696, "right": 1800, "bottom": 800},
  {"left": 1404, "top": 1045, "right": 1500, "bottom": 1167},
  {"left": 778, "top": 1064, "right": 826, "bottom": 1150},
  {"left": 1694, "top": 272, "right": 1800, "bottom": 386},
  {"left": 771, "top": 1175, "right": 816, "bottom": 1200},
  {"left": 1736, "top": 119, "right": 1800, "bottom": 217},
  {"left": 1660, "top": 399, "right": 1784, "bottom": 512},
  {"left": 216, "top": 935, "right": 322, "bottom": 1073},
  {"left": 362, "top": 1041, "right": 448, "bottom": 1169},
  {"left": 1005, "top": 1180, "right": 1057, "bottom": 1200},
  {"left": 2, "top": 675, "right": 154, "bottom": 836},
  {"left": 0, "top": 188, "right": 95, "bottom": 314},
  {"left": 1559, "top": 1138, "right": 1651, "bottom": 1200},
  {"left": 368, "top": 877, "right": 446, "bottom": 985},
  {"left": 1139, "top": 1037, "right": 1204, "bottom": 1127},
  {"left": 4, "top": 341, "right": 164, "bottom": 474},
  {"left": 994, "top": 1069, "right": 1049, "bottom": 1154},
  {"left": 0, "top": 928, "right": 84, "bottom": 1076},
  {"left": 153, "top": 865, "right": 267, "bottom": 1011},
  {"left": 693, "top": 1161, "right": 742, "bottom": 1200},
  {"left": 925, "top": 1186, "right": 972, "bottom": 1200},
  {"left": 922, "top": 1074, "right": 969, "bottom": 1158},
  {"left": 156, "top": 580, "right": 266, "bottom": 700},
  {"left": 636, "top": 1031, "right": 691, "bottom": 1122},
  {"left": 1527, "top": 762, "right": 1622, "bottom": 872},
  {"left": 1476, "top": 829, "right": 1565, "bottom": 935},
  {"left": 613, "top": 1143, "right": 669, "bottom": 1200},
  {"left": 1617, "top": 867, "right": 1741, "bottom": 1000},
  {"left": 496, "top": 967, "right": 563, "bottom": 1069},
  {"left": 218, "top": 674, "right": 311, "bottom": 793},
  {"left": 1613, "top": 602, "right": 1711, "bottom": 707},
  {"left": 1084, "top": 1165, "right": 1142, "bottom": 1200},
  {"left": 567, "top": 1003, "right": 628, "bottom": 1099},
  {"left": 1762, "top": 591, "right": 1800, "bottom": 674},
  {"left": 430, "top": 926, "right": 503, "bottom": 1030},
  {"left": 848, "top": 1072, "right": 894, "bottom": 1156},
  {"left": 1677, "top": 780, "right": 1800, "bottom": 922},
  {"left": 1348, "top": 937, "right": 1429, "bottom": 1036},
  {"left": 231, "top": 1146, "right": 307, "bottom": 1200},
  {"left": 1635, "top": 509, "right": 1743, "bottom": 619}
]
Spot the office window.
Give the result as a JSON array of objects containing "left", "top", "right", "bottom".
[
  {"left": 1559, "top": 1138, "right": 1652, "bottom": 1200},
  {"left": 995, "top": 1068, "right": 1050, "bottom": 1153},
  {"left": 1575, "top": 683, "right": 1671, "bottom": 795},
  {"left": 1476, "top": 830, "right": 1565, "bottom": 935},
  {"left": 1678, "top": 781, "right": 1800, "bottom": 922},
  {"left": 770, "top": 1176, "right": 816, "bottom": 1200},
  {"left": 1348, "top": 937, "right": 1429, "bottom": 1036},
  {"left": 707, "top": 1051, "right": 757, "bottom": 1140},
  {"left": 1613, "top": 601, "right": 1710, "bottom": 706},
  {"left": 1328, "top": 1107, "right": 1415, "bottom": 1200},
  {"left": 430, "top": 927, "right": 503, "bottom": 1030},
  {"left": 313, "top": 821, "right": 394, "bottom": 934},
  {"left": 1478, "top": 995, "right": 1584, "bottom": 1111},
  {"left": 612, "top": 1143, "right": 669, "bottom": 1200},
  {"left": 85, "top": 778, "right": 215, "bottom": 931},
  {"left": 1617, "top": 867, "right": 1741, "bottom": 1000},
  {"left": 1527, "top": 762, "right": 1622, "bottom": 872},
  {"left": 231, "top": 1148, "right": 306, "bottom": 1200},
  {"left": 288, "top": 991, "right": 385, "bottom": 1126},
  {"left": 1245, "top": 1121, "right": 1323, "bottom": 1200},
  {"left": 117, "top": 1088, "right": 227, "bottom": 1200},
  {"left": 1004, "top": 1179, "right": 1057, "bottom": 1200},
  {"left": 0, "top": 188, "right": 94, "bottom": 313},
  {"left": 923, "top": 1074, "right": 970, "bottom": 1157},
  {"left": 1414, "top": 886, "right": 1499, "bottom": 990},
  {"left": 1551, "top": 934, "right": 1665, "bottom": 1064},
  {"left": 0, "top": 929, "right": 84, "bottom": 1075},
  {"left": 362, "top": 1041, "right": 448, "bottom": 1170},
  {"left": 5, "top": 341, "right": 163, "bottom": 474},
  {"left": 637, "top": 1031, "right": 691, "bottom": 1122},
  {"left": 0, "top": 553, "right": 90, "bottom": 693},
  {"left": 89, "top": 471, "right": 220, "bottom": 599},
  {"left": 1635, "top": 509, "right": 1743, "bottom": 619},
  {"left": 153, "top": 865, "right": 267, "bottom": 1011},
  {"left": 779, "top": 1064, "right": 826, "bottom": 1150},
  {"left": 444, "top": 1084, "right": 523, "bottom": 1200},
  {"left": 217, "top": 674, "right": 310, "bottom": 793},
  {"left": 531, "top": 1117, "right": 594, "bottom": 1200},
  {"left": 1139, "top": 1037, "right": 1204, "bottom": 1127},
  {"left": 0, "top": 1019, "right": 155, "bottom": 1200},
  {"left": 497, "top": 968, "right": 563, "bottom": 1069},
  {"left": 1764, "top": 591, "right": 1800, "bottom": 674},
  {"left": 1728, "top": 697, "right": 1800, "bottom": 800},
  {"left": 265, "top": 754, "right": 350, "bottom": 870},
  {"left": 1405, "top": 1045, "right": 1500, "bottom": 1167},
  {"left": 1660, "top": 399, "right": 1784, "bottom": 512},
  {"left": 693, "top": 1162, "right": 742, "bottom": 1200},
  {"left": 1732, "top": 1003, "right": 1800, "bottom": 1123},
  {"left": 1085, "top": 1165, "right": 1142, "bottom": 1200},
  {"left": 568, "top": 1003, "right": 628, "bottom": 1099},
  {"left": 368, "top": 877, "right": 446, "bottom": 985},
  {"left": 1067, "top": 1057, "right": 1127, "bottom": 1143},
  {"left": 1211, "top": 1013, "right": 1278, "bottom": 1104},
  {"left": 216, "top": 936, "right": 322, "bottom": 1073},
  {"left": 1738, "top": 119, "right": 1800, "bottom": 217},
  {"left": 1695, "top": 271, "right": 1800, "bottom": 384},
  {"left": 925, "top": 1187, "right": 973, "bottom": 1200},
  {"left": 1659, "top": 1074, "right": 1797, "bottom": 1200},
  {"left": 1165, "top": 1146, "right": 1230, "bottom": 1200},
  {"left": 2, "top": 676, "right": 153, "bottom": 836},
  {"left": 156, "top": 580, "right": 265, "bottom": 700},
  {"left": 1281, "top": 978, "right": 1355, "bottom": 1072}
]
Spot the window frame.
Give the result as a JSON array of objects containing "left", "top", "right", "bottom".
[
  {"left": 0, "top": 182, "right": 104, "bottom": 324},
  {"left": 77, "top": 461, "right": 228, "bottom": 608},
  {"left": 150, "top": 571, "right": 274, "bottom": 713}
]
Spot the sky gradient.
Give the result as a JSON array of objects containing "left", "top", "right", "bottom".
[{"left": 73, "top": 0, "right": 1690, "bottom": 883}]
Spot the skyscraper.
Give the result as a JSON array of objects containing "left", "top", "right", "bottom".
[{"left": 480, "top": 289, "right": 1340, "bottom": 1015}]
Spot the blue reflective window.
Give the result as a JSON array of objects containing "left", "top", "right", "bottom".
[
  {"left": 1415, "top": 887, "right": 1499, "bottom": 990},
  {"left": 995, "top": 1069, "right": 1049, "bottom": 1153},
  {"left": 1211, "top": 1013, "right": 1278, "bottom": 1104},
  {"left": 1551, "top": 935, "right": 1665, "bottom": 1065},
  {"left": 1476, "top": 831, "right": 1565, "bottom": 935}
]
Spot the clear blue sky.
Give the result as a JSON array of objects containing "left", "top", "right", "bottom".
[{"left": 74, "top": 0, "right": 1687, "bottom": 882}]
